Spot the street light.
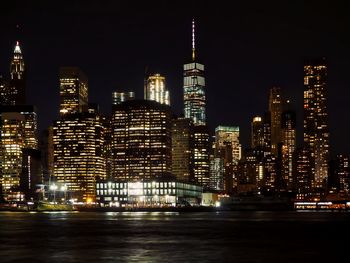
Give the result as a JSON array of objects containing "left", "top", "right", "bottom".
[
  {"left": 50, "top": 184, "right": 58, "bottom": 203},
  {"left": 60, "top": 184, "right": 67, "bottom": 202}
]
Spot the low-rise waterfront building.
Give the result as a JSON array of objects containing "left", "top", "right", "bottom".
[{"left": 96, "top": 179, "right": 202, "bottom": 207}]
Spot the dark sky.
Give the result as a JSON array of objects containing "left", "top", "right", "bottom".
[{"left": 1, "top": 0, "right": 350, "bottom": 157}]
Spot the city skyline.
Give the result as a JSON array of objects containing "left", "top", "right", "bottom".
[{"left": 1, "top": 1, "right": 350, "bottom": 156}]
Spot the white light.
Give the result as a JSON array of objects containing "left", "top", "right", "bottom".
[
  {"left": 215, "top": 201, "right": 221, "bottom": 207},
  {"left": 318, "top": 202, "right": 332, "bottom": 205},
  {"left": 50, "top": 184, "right": 58, "bottom": 191}
]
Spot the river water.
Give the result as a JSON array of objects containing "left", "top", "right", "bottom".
[{"left": 0, "top": 211, "right": 349, "bottom": 262}]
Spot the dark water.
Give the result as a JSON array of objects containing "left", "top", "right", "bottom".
[{"left": 0, "top": 211, "right": 349, "bottom": 263}]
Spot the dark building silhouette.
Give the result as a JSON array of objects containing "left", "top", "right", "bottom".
[{"left": 171, "top": 117, "right": 194, "bottom": 182}]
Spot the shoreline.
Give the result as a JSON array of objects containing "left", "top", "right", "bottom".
[{"left": 1, "top": 205, "right": 349, "bottom": 213}]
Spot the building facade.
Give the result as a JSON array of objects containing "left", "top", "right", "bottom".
[
  {"left": 303, "top": 58, "right": 329, "bottom": 190},
  {"left": 193, "top": 125, "right": 210, "bottom": 188},
  {"left": 112, "top": 91, "right": 135, "bottom": 105},
  {"left": 59, "top": 67, "right": 88, "bottom": 116},
  {"left": 0, "top": 105, "right": 39, "bottom": 201},
  {"left": 9, "top": 41, "right": 26, "bottom": 105},
  {"left": 96, "top": 179, "right": 202, "bottom": 207},
  {"left": 251, "top": 116, "right": 264, "bottom": 149},
  {"left": 183, "top": 20, "right": 206, "bottom": 126},
  {"left": 0, "top": 112, "right": 25, "bottom": 201},
  {"left": 111, "top": 100, "right": 172, "bottom": 181},
  {"left": 293, "top": 147, "right": 312, "bottom": 200},
  {"left": 182, "top": 20, "right": 210, "bottom": 189},
  {"left": 171, "top": 117, "right": 193, "bottom": 182},
  {"left": 144, "top": 74, "right": 169, "bottom": 106},
  {"left": 269, "top": 87, "right": 282, "bottom": 157},
  {"left": 209, "top": 157, "right": 224, "bottom": 191},
  {"left": 335, "top": 154, "right": 350, "bottom": 197},
  {"left": 53, "top": 106, "right": 106, "bottom": 202},
  {"left": 281, "top": 110, "right": 296, "bottom": 191}
]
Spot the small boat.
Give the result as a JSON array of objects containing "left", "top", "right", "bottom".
[{"left": 35, "top": 201, "right": 75, "bottom": 212}]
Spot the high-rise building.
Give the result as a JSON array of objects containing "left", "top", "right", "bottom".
[
  {"left": 214, "top": 126, "right": 241, "bottom": 193},
  {"left": 251, "top": 112, "right": 272, "bottom": 157},
  {"left": 263, "top": 154, "right": 278, "bottom": 193},
  {"left": 183, "top": 19, "right": 206, "bottom": 126},
  {"left": 183, "top": 20, "right": 210, "bottom": 188},
  {"left": 209, "top": 157, "right": 224, "bottom": 191},
  {"left": 281, "top": 110, "right": 296, "bottom": 191},
  {"left": 269, "top": 87, "right": 282, "bottom": 157},
  {"left": 171, "top": 117, "right": 193, "bottom": 182},
  {"left": 215, "top": 126, "right": 241, "bottom": 165},
  {"left": 144, "top": 74, "right": 169, "bottom": 106},
  {"left": 39, "top": 127, "right": 54, "bottom": 184},
  {"left": 53, "top": 105, "right": 106, "bottom": 202},
  {"left": 303, "top": 58, "right": 329, "bottom": 190},
  {"left": 102, "top": 116, "right": 113, "bottom": 180},
  {"left": 251, "top": 116, "right": 264, "bottom": 149},
  {"left": 335, "top": 154, "right": 350, "bottom": 197},
  {"left": 0, "top": 105, "right": 38, "bottom": 150},
  {"left": 236, "top": 149, "right": 263, "bottom": 194},
  {"left": 9, "top": 41, "right": 26, "bottom": 105},
  {"left": 0, "top": 105, "right": 39, "bottom": 201},
  {"left": 0, "top": 112, "right": 25, "bottom": 201},
  {"left": 111, "top": 100, "right": 172, "bottom": 181},
  {"left": 293, "top": 147, "right": 312, "bottom": 200},
  {"left": 0, "top": 42, "right": 39, "bottom": 201},
  {"left": 112, "top": 91, "right": 135, "bottom": 105},
  {"left": 262, "top": 112, "right": 272, "bottom": 156},
  {"left": 21, "top": 148, "right": 42, "bottom": 200},
  {"left": 59, "top": 67, "right": 88, "bottom": 116},
  {"left": 193, "top": 125, "right": 210, "bottom": 188}
]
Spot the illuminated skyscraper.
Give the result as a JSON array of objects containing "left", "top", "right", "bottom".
[
  {"left": 0, "top": 105, "right": 39, "bottom": 201},
  {"left": 215, "top": 126, "right": 241, "bottom": 193},
  {"left": 209, "top": 157, "right": 224, "bottom": 191},
  {"left": 145, "top": 74, "right": 169, "bottom": 106},
  {"left": 21, "top": 148, "right": 42, "bottom": 200},
  {"left": 251, "top": 116, "right": 264, "bottom": 149},
  {"left": 183, "top": 19, "right": 206, "bottom": 126},
  {"left": 293, "top": 147, "right": 312, "bottom": 200},
  {"left": 236, "top": 148, "right": 263, "bottom": 194},
  {"left": 0, "top": 105, "right": 38, "bottom": 150},
  {"left": 263, "top": 154, "right": 278, "bottom": 193},
  {"left": 183, "top": 20, "right": 210, "bottom": 188},
  {"left": 0, "top": 112, "right": 25, "bottom": 201},
  {"left": 281, "top": 109, "right": 296, "bottom": 191},
  {"left": 215, "top": 126, "right": 241, "bottom": 165},
  {"left": 53, "top": 105, "right": 106, "bottom": 202},
  {"left": 8, "top": 41, "right": 26, "bottom": 105},
  {"left": 111, "top": 100, "right": 172, "bottom": 181},
  {"left": 269, "top": 87, "right": 282, "bottom": 157},
  {"left": 193, "top": 125, "right": 210, "bottom": 188},
  {"left": 0, "top": 42, "right": 39, "bottom": 201},
  {"left": 335, "top": 154, "right": 350, "bottom": 197},
  {"left": 112, "top": 91, "right": 135, "bottom": 105},
  {"left": 171, "top": 117, "right": 193, "bottom": 182},
  {"left": 303, "top": 58, "right": 329, "bottom": 190},
  {"left": 59, "top": 67, "right": 88, "bottom": 116}
]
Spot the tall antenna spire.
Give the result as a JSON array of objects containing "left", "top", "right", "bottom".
[{"left": 192, "top": 19, "right": 196, "bottom": 61}]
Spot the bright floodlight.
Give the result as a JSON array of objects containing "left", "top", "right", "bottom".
[{"left": 50, "top": 184, "right": 58, "bottom": 191}]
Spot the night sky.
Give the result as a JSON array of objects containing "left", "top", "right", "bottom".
[{"left": 1, "top": 0, "right": 349, "bottom": 157}]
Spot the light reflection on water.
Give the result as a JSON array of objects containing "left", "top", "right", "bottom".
[{"left": 0, "top": 211, "right": 349, "bottom": 263}]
